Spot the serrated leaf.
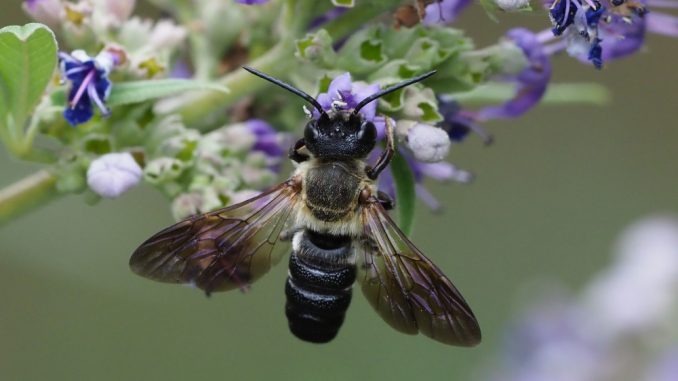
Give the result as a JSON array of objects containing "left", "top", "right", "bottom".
[
  {"left": 391, "top": 151, "right": 416, "bottom": 237},
  {"left": 0, "top": 23, "right": 57, "bottom": 128},
  {"left": 106, "top": 79, "right": 229, "bottom": 107}
]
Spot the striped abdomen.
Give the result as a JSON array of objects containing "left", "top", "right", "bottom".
[{"left": 285, "top": 230, "right": 356, "bottom": 343}]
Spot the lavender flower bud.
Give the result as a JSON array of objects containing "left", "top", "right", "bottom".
[{"left": 87, "top": 152, "right": 142, "bottom": 198}]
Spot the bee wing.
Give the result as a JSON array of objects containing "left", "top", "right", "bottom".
[
  {"left": 130, "top": 179, "right": 301, "bottom": 295},
  {"left": 358, "top": 199, "right": 481, "bottom": 346}
]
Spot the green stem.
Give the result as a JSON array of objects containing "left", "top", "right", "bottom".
[
  {"left": 321, "top": 1, "right": 400, "bottom": 40},
  {"left": 451, "top": 83, "right": 611, "bottom": 106},
  {"left": 178, "top": 42, "right": 293, "bottom": 125},
  {"left": 177, "top": 0, "right": 314, "bottom": 125},
  {"left": 0, "top": 170, "right": 60, "bottom": 226}
]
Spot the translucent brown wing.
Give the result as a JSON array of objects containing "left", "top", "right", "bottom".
[
  {"left": 358, "top": 198, "right": 481, "bottom": 346},
  {"left": 130, "top": 178, "right": 301, "bottom": 295}
]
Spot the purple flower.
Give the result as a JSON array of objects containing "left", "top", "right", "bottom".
[
  {"left": 314, "top": 72, "right": 389, "bottom": 136},
  {"left": 478, "top": 28, "right": 552, "bottom": 120},
  {"left": 593, "top": 0, "right": 678, "bottom": 61},
  {"left": 544, "top": 0, "right": 678, "bottom": 67},
  {"left": 549, "top": 0, "right": 606, "bottom": 68},
  {"left": 235, "top": 0, "right": 270, "bottom": 4},
  {"left": 422, "top": 0, "right": 473, "bottom": 25},
  {"left": 376, "top": 148, "right": 472, "bottom": 211},
  {"left": 646, "top": 348, "right": 678, "bottom": 381},
  {"left": 309, "top": 7, "right": 348, "bottom": 29},
  {"left": 59, "top": 50, "right": 119, "bottom": 126},
  {"left": 245, "top": 119, "right": 285, "bottom": 158},
  {"left": 437, "top": 98, "right": 493, "bottom": 144}
]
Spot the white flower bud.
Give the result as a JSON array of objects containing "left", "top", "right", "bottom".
[
  {"left": 87, "top": 152, "right": 142, "bottom": 198},
  {"left": 22, "top": 0, "right": 63, "bottom": 29},
  {"left": 495, "top": 0, "right": 530, "bottom": 11},
  {"left": 104, "top": 0, "right": 135, "bottom": 25},
  {"left": 402, "top": 122, "right": 450, "bottom": 163},
  {"left": 148, "top": 20, "right": 187, "bottom": 51}
]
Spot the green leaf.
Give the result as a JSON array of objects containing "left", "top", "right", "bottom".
[
  {"left": 0, "top": 23, "right": 57, "bottom": 129},
  {"left": 391, "top": 151, "right": 416, "bottom": 237},
  {"left": 331, "top": 0, "right": 355, "bottom": 7},
  {"left": 106, "top": 79, "right": 229, "bottom": 107}
]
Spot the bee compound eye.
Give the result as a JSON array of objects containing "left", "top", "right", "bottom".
[
  {"left": 304, "top": 121, "right": 320, "bottom": 142},
  {"left": 358, "top": 121, "right": 376, "bottom": 143}
]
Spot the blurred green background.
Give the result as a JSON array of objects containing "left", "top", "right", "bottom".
[{"left": 2, "top": 2, "right": 677, "bottom": 380}]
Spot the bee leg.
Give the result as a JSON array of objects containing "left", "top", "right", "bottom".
[
  {"left": 366, "top": 117, "right": 395, "bottom": 180},
  {"left": 289, "top": 138, "right": 310, "bottom": 163},
  {"left": 376, "top": 191, "right": 395, "bottom": 210}
]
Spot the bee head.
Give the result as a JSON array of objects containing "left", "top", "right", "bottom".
[
  {"left": 242, "top": 66, "right": 437, "bottom": 160},
  {"left": 304, "top": 112, "right": 376, "bottom": 159}
]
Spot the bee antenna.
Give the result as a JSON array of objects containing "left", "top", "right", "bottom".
[
  {"left": 243, "top": 66, "right": 326, "bottom": 115},
  {"left": 353, "top": 70, "right": 437, "bottom": 115}
]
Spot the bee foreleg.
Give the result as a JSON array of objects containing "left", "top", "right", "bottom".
[
  {"left": 366, "top": 116, "right": 395, "bottom": 180},
  {"left": 376, "top": 191, "right": 395, "bottom": 211},
  {"left": 289, "top": 138, "right": 310, "bottom": 163}
]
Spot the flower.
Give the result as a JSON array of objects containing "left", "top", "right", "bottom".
[
  {"left": 314, "top": 72, "right": 389, "bottom": 136},
  {"left": 549, "top": 0, "right": 606, "bottom": 68},
  {"left": 483, "top": 215, "right": 678, "bottom": 381},
  {"left": 102, "top": 0, "right": 135, "bottom": 25},
  {"left": 397, "top": 120, "right": 450, "bottom": 163},
  {"left": 422, "top": 0, "right": 473, "bottom": 25},
  {"left": 236, "top": 0, "right": 270, "bottom": 4},
  {"left": 315, "top": 73, "right": 379, "bottom": 119},
  {"left": 59, "top": 49, "right": 119, "bottom": 126},
  {"left": 22, "top": 0, "right": 62, "bottom": 28},
  {"left": 544, "top": 0, "right": 678, "bottom": 67},
  {"left": 87, "top": 152, "right": 143, "bottom": 198},
  {"left": 495, "top": 0, "right": 531, "bottom": 11},
  {"left": 375, "top": 148, "right": 472, "bottom": 211},
  {"left": 245, "top": 119, "right": 286, "bottom": 159},
  {"left": 590, "top": 0, "right": 678, "bottom": 62},
  {"left": 437, "top": 97, "right": 493, "bottom": 144},
  {"left": 309, "top": 7, "right": 348, "bottom": 29},
  {"left": 582, "top": 215, "right": 678, "bottom": 336},
  {"left": 477, "top": 28, "right": 552, "bottom": 120}
]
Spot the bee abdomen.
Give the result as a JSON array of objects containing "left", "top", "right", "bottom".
[{"left": 285, "top": 232, "right": 356, "bottom": 343}]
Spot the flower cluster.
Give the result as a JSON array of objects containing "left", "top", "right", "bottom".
[
  {"left": 485, "top": 215, "right": 678, "bottom": 381},
  {"left": 0, "top": 0, "right": 673, "bottom": 225}
]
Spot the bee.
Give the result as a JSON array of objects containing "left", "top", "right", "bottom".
[{"left": 129, "top": 67, "right": 481, "bottom": 346}]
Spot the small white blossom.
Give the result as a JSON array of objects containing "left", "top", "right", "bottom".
[
  {"left": 87, "top": 152, "right": 142, "bottom": 198},
  {"left": 399, "top": 121, "right": 450, "bottom": 163}
]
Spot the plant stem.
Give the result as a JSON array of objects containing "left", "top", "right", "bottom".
[
  {"left": 178, "top": 42, "right": 293, "bottom": 125},
  {"left": 0, "top": 170, "right": 60, "bottom": 226},
  {"left": 176, "top": 0, "right": 393, "bottom": 125},
  {"left": 451, "top": 83, "right": 611, "bottom": 105}
]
